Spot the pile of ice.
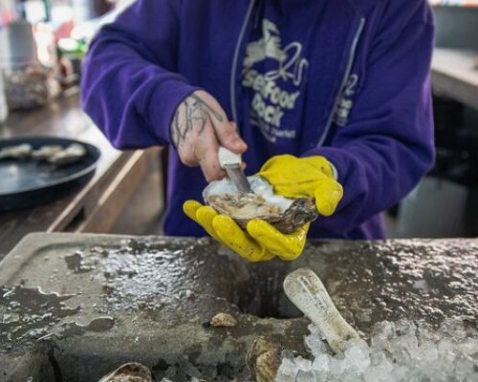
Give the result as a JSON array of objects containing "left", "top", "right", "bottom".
[{"left": 276, "top": 319, "right": 478, "bottom": 382}]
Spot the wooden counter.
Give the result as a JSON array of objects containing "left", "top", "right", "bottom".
[
  {"left": 0, "top": 90, "right": 159, "bottom": 259},
  {"left": 432, "top": 48, "right": 478, "bottom": 111}
]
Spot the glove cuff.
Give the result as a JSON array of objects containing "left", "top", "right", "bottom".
[{"left": 329, "top": 161, "right": 339, "bottom": 180}]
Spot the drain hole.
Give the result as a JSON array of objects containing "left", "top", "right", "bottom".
[
  {"left": 152, "top": 358, "right": 249, "bottom": 381},
  {"left": 47, "top": 348, "right": 64, "bottom": 382},
  {"left": 237, "top": 262, "right": 303, "bottom": 319}
]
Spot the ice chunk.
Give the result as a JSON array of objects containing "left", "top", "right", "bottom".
[
  {"left": 275, "top": 319, "right": 478, "bottom": 382},
  {"left": 295, "top": 369, "right": 319, "bottom": 382},
  {"left": 305, "top": 324, "right": 329, "bottom": 357},
  {"left": 344, "top": 339, "right": 370, "bottom": 372},
  {"left": 294, "top": 356, "right": 313, "bottom": 373},
  {"left": 371, "top": 320, "right": 395, "bottom": 348},
  {"left": 311, "top": 354, "right": 330, "bottom": 379},
  {"left": 417, "top": 341, "right": 439, "bottom": 365},
  {"left": 363, "top": 358, "right": 394, "bottom": 382},
  {"left": 275, "top": 357, "right": 299, "bottom": 382},
  {"left": 387, "top": 331, "right": 418, "bottom": 364}
]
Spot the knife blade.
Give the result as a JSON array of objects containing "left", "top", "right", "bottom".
[
  {"left": 224, "top": 166, "right": 253, "bottom": 194},
  {"left": 218, "top": 146, "right": 253, "bottom": 194}
]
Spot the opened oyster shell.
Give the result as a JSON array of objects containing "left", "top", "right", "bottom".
[
  {"left": 98, "top": 362, "right": 153, "bottom": 382},
  {"left": 0, "top": 144, "right": 33, "bottom": 160},
  {"left": 203, "top": 175, "right": 317, "bottom": 234}
]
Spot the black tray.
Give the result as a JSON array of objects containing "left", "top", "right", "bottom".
[{"left": 0, "top": 136, "right": 101, "bottom": 212}]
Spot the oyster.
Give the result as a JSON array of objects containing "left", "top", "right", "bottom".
[
  {"left": 48, "top": 143, "right": 87, "bottom": 165},
  {"left": 0, "top": 144, "right": 33, "bottom": 160},
  {"left": 31, "top": 145, "right": 63, "bottom": 160},
  {"left": 203, "top": 176, "right": 317, "bottom": 234},
  {"left": 246, "top": 337, "right": 282, "bottom": 382},
  {"left": 98, "top": 362, "right": 153, "bottom": 382},
  {"left": 0, "top": 143, "right": 86, "bottom": 165},
  {"left": 209, "top": 312, "right": 238, "bottom": 327}
]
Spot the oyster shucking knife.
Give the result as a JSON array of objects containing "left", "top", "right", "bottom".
[
  {"left": 284, "top": 268, "right": 360, "bottom": 354},
  {"left": 218, "top": 146, "right": 253, "bottom": 194}
]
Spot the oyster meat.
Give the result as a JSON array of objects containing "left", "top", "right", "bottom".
[
  {"left": 0, "top": 143, "right": 86, "bottom": 165},
  {"left": 31, "top": 145, "right": 63, "bottom": 160},
  {"left": 48, "top": 143, "right": 87, "bottom": 165},
  {"left": 0, "top": 144, "right": 33, "bottom": 160},
  {"left": 203, "top": 175, "right": 317, "bottom": 234}
]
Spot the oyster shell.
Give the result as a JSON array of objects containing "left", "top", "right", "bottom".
[
  {"left": 0, "top": 143, "right": 86, "bottom": 165},
  {"left": 246, "top": 336, "right": 282, "bottom": 382},
  {"left": 203, "top": 176, "right": 317, "bottom": 234},
  {"left": 31, "top": 145, "right": 63, "bottom": 160},
  {"left": 209, "top": 312, "right": 238, "bottom": 327},
  {"left": 0, "top": 144, "right": 33, "bottom": 159},
  {"left": 48, "top": 143, "right": 86, "bottom": 165},
  {"left": 98, "top": 362, "right": 153, "bottom": 382}
]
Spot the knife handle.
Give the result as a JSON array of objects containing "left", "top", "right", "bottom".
[{"left": 218, "top": 146, "right": 241, "bottom": 169}]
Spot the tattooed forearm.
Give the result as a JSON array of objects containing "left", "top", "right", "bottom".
[
  {"left": 190, "top": 94, "right": 223, "bottom": 122},
  {"left": 171, "top": 94, "right": 223, "bottom": 149},
  {"left": 171, "top": 108, "right": 183, "bottom": 148},
  {"left": 171, "top": 96, "right": 207, "bottom": 148}
]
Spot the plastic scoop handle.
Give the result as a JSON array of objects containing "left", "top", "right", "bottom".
[{"left": 283, "top": 267, "right": 360, "bottom": 353}]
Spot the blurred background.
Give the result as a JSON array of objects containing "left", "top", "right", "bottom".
[
  {"left": 0, "top": 0, "right": 477, "bottom": 256},
  {"left": 0, "top": 0, "right": 132, "bottom": 106}
]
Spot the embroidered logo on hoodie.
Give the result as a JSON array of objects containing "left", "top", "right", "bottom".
[
  {"left": 242, "top": 19, "right": 309, "bottom": 143},
  {"left": 334, "top": 74, "right": 359, "bottom": 127}
]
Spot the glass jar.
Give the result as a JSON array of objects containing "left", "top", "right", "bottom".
[
  {"left": 0, "top": 21, "right": 60, "bottom": 110},
  {"left": 1, "top": 61, "right": 55, "bottom": 110}
]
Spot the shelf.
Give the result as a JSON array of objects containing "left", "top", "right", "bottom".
[{"left": 432, "top": 48, "right": 478, "bottom": 111}]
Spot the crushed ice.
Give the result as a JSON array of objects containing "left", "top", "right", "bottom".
[{"left": 276, "top": 319, "right": 478, "bottom": 382}]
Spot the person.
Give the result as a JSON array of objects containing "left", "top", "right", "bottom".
[{"left": 82, "top": 0, "right": 435, "bottom": 262}]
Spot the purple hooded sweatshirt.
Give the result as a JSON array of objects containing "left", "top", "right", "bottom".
[{"left": 81, "top": 0, "right": 435, "bottom": 240}]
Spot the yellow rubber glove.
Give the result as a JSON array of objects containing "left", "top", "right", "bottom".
[
  {"left": 183, "top": 200, "right": 309, "bottom": 262},
  {"left": 184, "top": 154, "right": 342, "bottom": 262},
  {"left": 259, "top": 155, "right": 343, "bottom": 217}
]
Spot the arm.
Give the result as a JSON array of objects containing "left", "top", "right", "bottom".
[
  {"left": 81, "top": 0, "right": 247, "bottom": 180},
  {"left": 305, "top": 2, "right": 435, "bottom": 233},
  {"left": 81, "top": 0, "right": 198, "bottom": 149}
]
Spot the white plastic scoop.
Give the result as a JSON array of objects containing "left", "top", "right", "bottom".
[{"left": 283, "top": 267, "right": 360, "bottom": 353}]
